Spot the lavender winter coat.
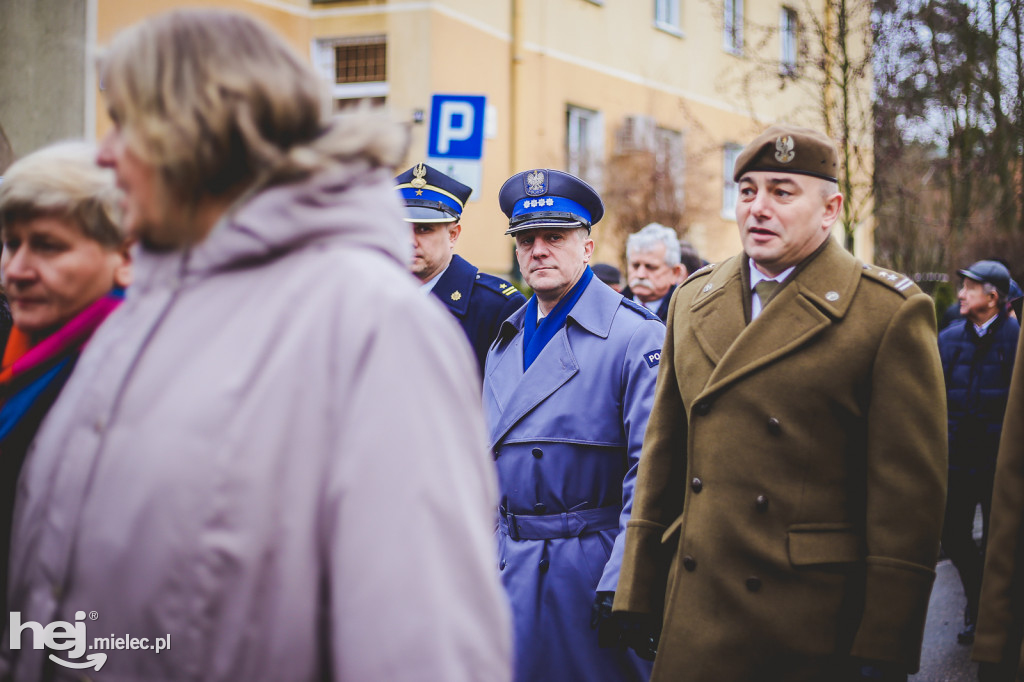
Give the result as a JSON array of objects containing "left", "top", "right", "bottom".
[{"left": 1, "top": 160, "right": 512, "bottom": 681}]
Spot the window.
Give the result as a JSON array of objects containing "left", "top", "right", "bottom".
[
  {"left": 655, "top": 0, "right": 681, "bottom": 34},
  {"left": 655, "top": 127, "right": 685, "bottom": 209},
  {"left": 723, "top": 0, "right": 743, "bottom": 54},
  {"left": 722, "top": 144, "right": 743, "bottom": 218},
  {"left": 567, "top": 106, "right": 604, "bottom": 189},
  {"left": 780, "top": 7, "right": 798, "bottom": 75},
  {"left": 313, "top": 35, "right": 389, "bottom": 109}
]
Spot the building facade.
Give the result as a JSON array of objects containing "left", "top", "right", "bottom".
[{"left": 0, "top": 0, "right": 874, "bottom": 273}]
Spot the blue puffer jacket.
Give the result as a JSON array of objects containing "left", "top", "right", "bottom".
[{"left": 939, "top": 313, "right": 1020, "bottom": 469}]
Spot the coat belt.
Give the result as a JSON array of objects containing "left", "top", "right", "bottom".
[{"left": 498, "top": 506, "right": 620, "bottom": 541}]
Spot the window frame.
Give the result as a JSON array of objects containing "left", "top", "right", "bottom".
[
  {"left": 780, "top": 7, "right": 798, "bottom": 76},
  {"left": 723, "top": 0, "right": 744, "bottom": 55},
  {"left": 722, "top": 143, "right": 743, "bottom": 219},
  {"left": 566, "top": 105, "right": 605, "bottom": 191}
]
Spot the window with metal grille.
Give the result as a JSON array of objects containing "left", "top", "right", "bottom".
[{"left": 333, "top": 36, "right": 386, "bottom": 84}]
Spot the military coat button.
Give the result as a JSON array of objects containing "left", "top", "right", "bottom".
[
  {"left": 767, "top": 417, "right": 782, "bottom": 435},
  {"left": 500, "top": 559, "right": 507, "bottom": 571},
  {"left": 693, "top": 401, "right": 711, "bottom": 416},
  {"left": 682, "top": 555, "right": 697, "bottom": 572},
  {"left": 755, "top": 495, "right": 769, "bottom": 512},
  {"left": 534, "top": 503, "right": 547, "bottom": 513},
  {"left": 690, "top": 477, "right": 703, "bottom": 493},
  {"left": 532, "top": 447, "right": 543, "bottom": 459},
  {"left": 539, "top": 559, "right": 550, "bottom": 573},
  {"left": 746, "top": 576, "right": 762, "bottom": 592}
]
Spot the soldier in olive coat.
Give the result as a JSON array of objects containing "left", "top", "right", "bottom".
[
  {"left": 613, "top": 125, "right": 948, "bottom": 681},
  {"left": 974, "top": 317, "right": 1024, "bottom": 680}
]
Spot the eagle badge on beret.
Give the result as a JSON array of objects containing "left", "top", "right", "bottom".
[
  {"left": 525, "top": 170, "right": 547, "bottom": 196},
  {"left": 775, "top": 135, "right": 795, "bottom": 163}
]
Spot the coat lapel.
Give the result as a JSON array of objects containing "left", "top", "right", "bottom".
[
  {"left": 488, "top": 327, "right": 578, "bottom": 447},
  {"left": 485, "top": 279, "right": 617, "bottom": 447},
  {"left": 693, "top": 240, "right": 861, "bottom": 398},
  {"left": 431, "top": 254, "right": 475, "bottom": 318}
]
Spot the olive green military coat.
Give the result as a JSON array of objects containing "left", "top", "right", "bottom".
[
  {"left": 615, "top": 239, "right": 947, "bottom": 680},
  {"left": 974, "top": 327, "right": 1024, "bottom": 678}
]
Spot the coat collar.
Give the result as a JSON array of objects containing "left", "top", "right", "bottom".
[
  {"left": 689, "top": 238, "right": 861, "bottom": 399},
  {"left": 430, "top": 254, "right": 477, "bottom": 317},
  {"left": 487, "top": 277, "right": 616, "bottom": 446}
]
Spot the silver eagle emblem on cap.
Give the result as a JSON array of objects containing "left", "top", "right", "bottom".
[
  {"left": 411, "top": 163, "right": 427, "bottom": 189},
  {"left": 775, "top": 136, "right": 795, "bottom": 163},
  {"left": 525, "top": 170, "right": 546, "bottom": 196}
]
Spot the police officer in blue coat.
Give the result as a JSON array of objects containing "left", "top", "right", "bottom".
[
  {"left": 483, "top": 168, "right": 665, "bottom": 681},
  {"left": 396, "top": 163, "right": 526, "bottom": 373}
]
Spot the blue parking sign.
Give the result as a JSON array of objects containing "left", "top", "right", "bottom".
[{"left": 428, "top": 94, "right": 486, "bottom": 160}]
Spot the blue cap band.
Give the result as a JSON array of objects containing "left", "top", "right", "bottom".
[
  {"left": 398, "top": 186, "right": 464, "bottom": 217},
  {"left": 511, "top": 196, "right": 591, "bottom": 225}
]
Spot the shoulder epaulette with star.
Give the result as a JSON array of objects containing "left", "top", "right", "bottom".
[
  {"left": 860, "top": 263, "right": 918, "bottom": 298},
  {"left": 475, "top": 272, "right": 523, "bottom": 298}
]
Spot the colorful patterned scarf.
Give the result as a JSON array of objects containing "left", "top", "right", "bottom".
[
  {"left": 522, "top": 266, "right": 594, "bottom": 370},
  {"left": 0, "top": 289, "right": 124, "bottom": 443}
]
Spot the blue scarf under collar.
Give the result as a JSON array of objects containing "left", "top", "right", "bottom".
[{"left": 522, "top": 266, "right": 594, "bottom": 370}]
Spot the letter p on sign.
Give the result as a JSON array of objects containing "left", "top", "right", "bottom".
[{"left": 428, "top": 95, "right": 486, "bottom": 160}]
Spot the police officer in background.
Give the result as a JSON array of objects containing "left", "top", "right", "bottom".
[
  {"left": 621, "top": 222, "right": 683, "bottom": 322},
  {"left": 396, "top": 163, "right": 525, "bottom": 372},
  {"left": 484, "top": 169, "right": 665, "bottom": 682},
  {"left": 614, "top": 125, "right": 947, "bottom": 681}
]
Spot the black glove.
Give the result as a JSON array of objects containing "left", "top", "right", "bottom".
[{"left": 589, "top": 592, "right": 659, "bottom": 661}]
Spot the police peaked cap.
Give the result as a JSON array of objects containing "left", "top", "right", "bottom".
[
  {"left": 395, "top": 163, "right": 472, "bottom": 223},
  {"left": 733, "top": 125, "right": 839, "bottom": 183},
  {"left": 499, "top": 169, "right": 604, "bottom": 235}
]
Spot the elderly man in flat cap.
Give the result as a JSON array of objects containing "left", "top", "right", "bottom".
[
  {"left": 396, "top": 163, "right": 525, "bottom": 374},
  {"left": 937, "top": 260, "right": 1019, "bottom": 647},
  {"left": 613, "top": 125, "right": 947, "bottom": 681},
  {"left": 483, "top": 169, "right": 665, "bottom": 682}
]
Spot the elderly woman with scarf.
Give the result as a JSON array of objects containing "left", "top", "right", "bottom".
[{"left": 0, "top": 141, "right": 131, "bottom": 617}]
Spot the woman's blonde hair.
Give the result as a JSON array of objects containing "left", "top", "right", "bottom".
[
  {"left": 0, "top": 141, "right": 125, "bottom": 247},
  {"left": 98, "top": 8, "right": 407, "bottom": 203}
]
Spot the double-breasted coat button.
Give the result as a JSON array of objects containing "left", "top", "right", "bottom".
[
  {"left": 767, "top": 417, "right": 782, "bottom": 435},
  {"left": 532, "top": 447, "right": 543, "bottom": 459},
  {"left": 539, "top": 559, "right": 550, "bottom": 572},
  {"left": 534, "top": 503, "right": 547, "bottom": 513},
  {"left": 691, "top": 477, "right": 703, "bottom": 493},
  {"left": 755, "top": 495, "right": 769, "bottom": 512},
  {"left": 746, "top": 576, "right": 762, "bottom": 592},
  {"left": 693, "top": 401, "right": 711, "bottom": 416},
  {"left": 493, "top": 449, "right": 500, "bottom": 459},
  {"left": 682, "top": 555, "right": 697, "bottom": 571},
  {"left": 500, "top": 559, "right": 507, "bottom": 571}
]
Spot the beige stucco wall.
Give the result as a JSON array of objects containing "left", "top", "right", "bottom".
[{"left": 4, "top": 0, "right": 873, "bottom": 273}]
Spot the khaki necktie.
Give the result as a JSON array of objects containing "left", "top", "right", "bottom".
[{"left": 754, "top": 280, "right": 780, "bottom": 308}]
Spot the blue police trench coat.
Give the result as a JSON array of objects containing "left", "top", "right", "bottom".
[{"left": 484, "top": 277, "right": 664, "bottom": 682}]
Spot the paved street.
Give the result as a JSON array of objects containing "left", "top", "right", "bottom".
[{"left": 911, "top": 559, "right": 978, "bottom": 681}]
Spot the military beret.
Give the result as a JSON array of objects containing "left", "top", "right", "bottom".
[
  {"left": 498, "top": 169, "right": 604, "bottom": 235},
  {"left": 395, "top": 163, "right": 472, "bottom": 223},
  {"left": 733, "top": 125, "right": 838, "bottom": 183}
]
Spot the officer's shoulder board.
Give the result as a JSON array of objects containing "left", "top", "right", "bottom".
[
  {"left": 860, "top": 263, "right": 918, "bottom": 298},
  {"left": 475, "top": 272, "right": 523, "bottom": 298},
  {"left": 682, "top": 262, "right": 716, "bottom": 286},
  {"left": 619, "top": 297, "right": 661, "bottom": 322}
]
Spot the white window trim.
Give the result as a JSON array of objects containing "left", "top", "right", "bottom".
[
  {"left": 780, "top": 7, "right": 798, "bottom": 76},
  {"left": 654, "top": 0, "right": 683, "bottom": 37},
  {"left": 722, "top": 143, "right": 743, "bottom": 219},
  {"left": 723, "top": 0, "right": 744, "bottom": 55},
  {"left": 311, "top": 37, "right": 390, "bottom": 104},
  {"left": 567, "top": 105, "right": 604, "bottom": 191}
]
